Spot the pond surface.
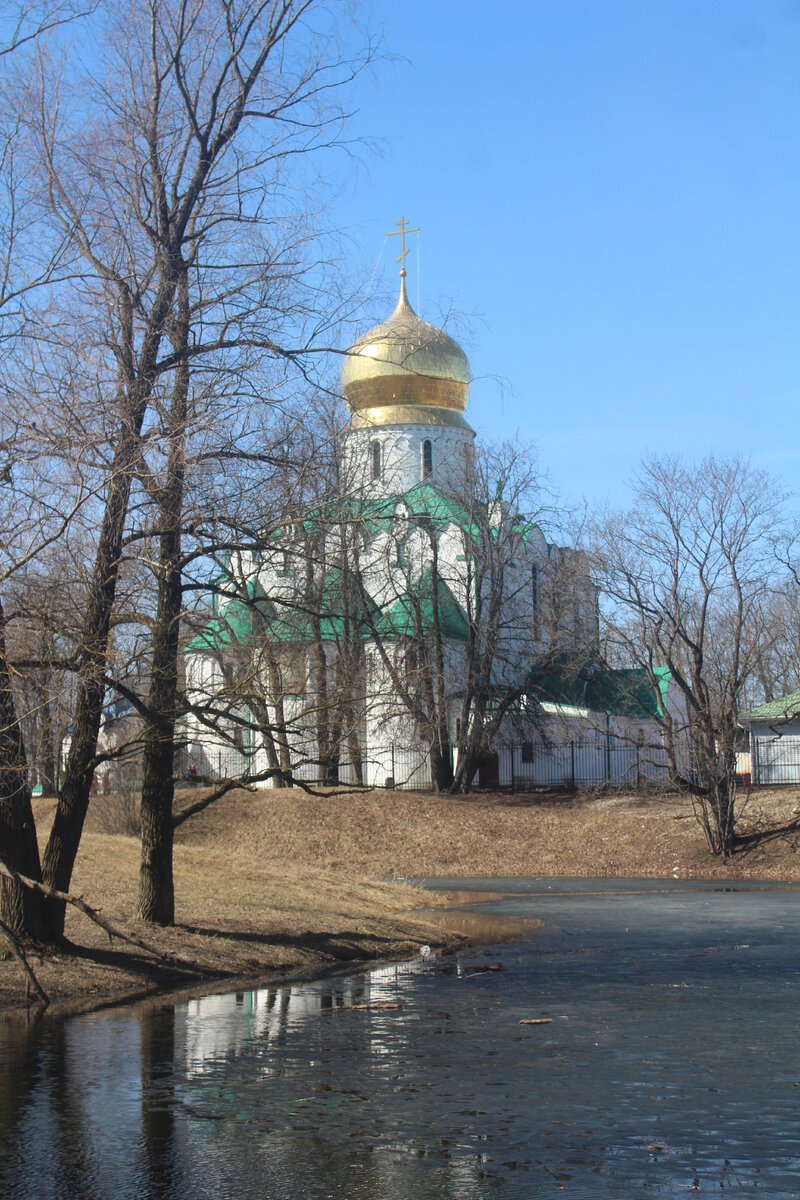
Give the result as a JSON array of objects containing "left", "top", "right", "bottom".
[{"left": 2, "top": 878, "right": 800, "bottom": 1199}]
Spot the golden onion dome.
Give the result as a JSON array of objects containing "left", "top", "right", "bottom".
[{"left": 341, "top": 278, "right": 472, "bottom": 430}]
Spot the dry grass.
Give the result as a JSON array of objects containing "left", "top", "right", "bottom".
[
  {"left": 174, "top": 782, "right": 800, "bottom": 881},
  {"left": 3, "top": 783, "right": 798, "bottom": 1014}
]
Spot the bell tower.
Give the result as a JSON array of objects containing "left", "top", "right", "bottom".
[{"left": 340, "top": 218, "right": 475, "bottom": 496}]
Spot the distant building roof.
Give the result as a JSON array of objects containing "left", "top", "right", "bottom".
[
  {"left": 183, "top": 578, "right": 273, "bottom": 654},
  {"left": 739, "top": 690, "right": 800, "bottom": 725}
]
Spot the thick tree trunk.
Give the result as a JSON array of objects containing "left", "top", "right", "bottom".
[
  {"left": 0, "top": 602, "right": 53, "bottom": 942},
  {"left": 137, "top": 543, "right": 180, "bottom": 923},
  {"left": 137, "top": 273, "right": 188, "bottom": 925},
  {"left": 346, "top": 716, "right": 363, "bottom": 785},
  {"left": 451, "top": 738, "right": 481, "bottom": 794},
  {"left": 254, "top": 697, "right": 292, "bottom": 787},
  {"left": 137, "top": 713, "right": 176, "bottom": 925},
  {"left": 312, "top": 620, "right": 338, "bottom": 784},
  {"left": 429, "top": 729, "right": 453, "bottom": 792}
]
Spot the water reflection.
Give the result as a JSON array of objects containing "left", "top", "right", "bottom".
[{"left": 2, "top": 882, "right": 800, "bottom": 1198}]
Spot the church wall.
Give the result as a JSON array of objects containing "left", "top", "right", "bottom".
[{"left": 359, "top": 637, "right": 467, "bottom": 788}]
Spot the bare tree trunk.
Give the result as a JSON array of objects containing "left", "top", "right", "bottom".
[
  {"left": 35, "top": 675, "right": 57, "bottom": 796},
  {"left": 311, "top": 604, "right": 338, "bottom": 784},
  {"left": 428, "top": 546, "right": 453, "bottom": 791},
  {"left": 137, "top": 272, "right": 189, "bottom": 925},
  {"left": 0, "top": 600, "right": 51, "bottom": 941},
  {"left": 429, "top": 737, "right": 453, "bottom": 792},
  {"left": 42, "top": 373, "right": 155, "bottom": 934}
]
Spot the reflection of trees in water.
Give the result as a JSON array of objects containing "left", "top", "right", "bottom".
[
  {"left": 0, "top": 967, "right": 489, "bottom": 1200},
  {"left": 0, "top": 1012, "right": 116, "bottom": 1199},
  {"left": 140, "top": 1004, "right": 176, "bottom": 1198},
  {"left": 174, "top": 968, "right": 489, "bottom": 1199},
  {"left": 181, "top": 975, "right": 380, "bottom": 1077},
  {"left": 0, "top": 1013, "right": 40, "bottom": 1139},
  {"left": 0, "top": 1012, "right": 53, "bottom": 1189}
]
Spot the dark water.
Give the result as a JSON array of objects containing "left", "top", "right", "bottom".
[{"left": 2, "top": 878, "right": 800, "bottom": 1199}]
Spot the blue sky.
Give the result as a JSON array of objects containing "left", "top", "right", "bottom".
[{"left": 328, "top": 0, "right": 800, "bottom": 509}]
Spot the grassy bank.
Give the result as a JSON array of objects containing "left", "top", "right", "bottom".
[{"left": 2, "top": 783, "right": 798, "bottom": 1014}]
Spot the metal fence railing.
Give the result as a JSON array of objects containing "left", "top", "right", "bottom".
[
  {"left": 177, "top": 736, "right": 672, "bottom": 791},
  {"left": 497, "top": 740, "right": 671, "bottom": 790},
  {"left": 752, "top": 736, "right": 800, "bottom": 786}
]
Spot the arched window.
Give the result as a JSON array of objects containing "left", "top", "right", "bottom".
[
  {"left": 422, "top": 438, "right": 433, "bottom": 478},
  {"left": 370, "top": 440, "right": 381, "bottom": 481}
]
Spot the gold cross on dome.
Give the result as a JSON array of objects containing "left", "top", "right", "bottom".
[{"left": 386, "top": 215, "right": 419, "bottom": 277}]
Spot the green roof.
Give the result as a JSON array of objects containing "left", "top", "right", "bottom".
[
  {"left": 526, "top": 657, "right": 670, "bottom": 719},
  {"left": 740, "top": 690, "right": 800, "bottom": 724},
  {"left": 264, "top": 567, "right": 382, "bottom": 644},
  {"left": 187, "top": 560, "right": 471, "bottom": 653},
  {"left": 184, "top": 579, "right": 273, "bottom": 653},
  {"left": 186, "top": 480, "right": 541, "bottom": 655},
  {"left": 375, "top": 568, "right": 468, "bottom": 641},
  {"left": 294, "top": 481, "right": 485, "bottom": 544}
]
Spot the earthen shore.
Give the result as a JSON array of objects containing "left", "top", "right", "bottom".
[{"left": 2, "top": 784, "right": 798, "bottom": 1016}]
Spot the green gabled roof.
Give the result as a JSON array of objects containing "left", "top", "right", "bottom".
[
  {"left": 740, "top": 690, "right": 800, "bottom": 724},
  {"left": 512, "top": 519, "right": 534, "bottom": 547},
  {"left": 272, "top": 481, "right": 546, "bottom": 551},
  {"left": 586, "top": 666, "right": 670, "bottom": 719},
  {"left": 184, "top": 578, "right": 273, "bottom": 654},
  {"left": 395, "top": 483, "right": 480, "bottom": 537},
  {"left": 375, "top": 568, "right": 469, "bottom": 641},
  {"left": 264, "top": 566, "right": 382, "bottom": 643},
  {"left": 526, "top": 656, "right": 670, "bottom": 719}
]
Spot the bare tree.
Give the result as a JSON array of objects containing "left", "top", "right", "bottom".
[
  {"left": 0, "top": 0, "right": 378, "bottom": 938},
  {"left": 180, "top": 402, "right": 368, "bottom": 792},
  {"left": 591, "top": 454, "right": 789, "bottom": 858},
  {"left": 0, "top": 2, "right": 98, "bottom": 940},
  {"left": 745, "top": 579, "right": 800, "bottom": 704}
]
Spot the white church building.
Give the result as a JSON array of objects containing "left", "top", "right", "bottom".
[{"left": 182, "top": 253, "right": 679, "bottom": 791}]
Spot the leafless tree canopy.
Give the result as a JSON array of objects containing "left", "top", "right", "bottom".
[
  {"left": 592, "top": 454, "right": 791, "bottom": 857},
  {"left": 0, "top": 0, "right": 378, "bottom": 939}
]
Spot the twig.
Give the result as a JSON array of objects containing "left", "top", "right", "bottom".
[
  {"left": 328, "top": 1002, "right": 402, "bottom": 1013},
  {"left": 519, "top": 1018, "right": 552, "bottom": 1025},
  {"left": 0, "top": 917, "right": 49, "bottom": 1006}
]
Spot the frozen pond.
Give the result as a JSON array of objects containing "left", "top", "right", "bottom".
[{"left": 2, "top": 878, "right": 799, "bottom": 1198}]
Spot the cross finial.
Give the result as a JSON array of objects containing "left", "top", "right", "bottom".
[{"left": 386, "top": 214, "right": 420, "bottom": 278}]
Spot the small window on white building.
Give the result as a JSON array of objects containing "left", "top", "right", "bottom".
[
  {"left": 370, "top": 440, "right": 381, "bottom": 481},
  {"left": 422, "top": 438, "right": 433, "bottom": 478}
]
